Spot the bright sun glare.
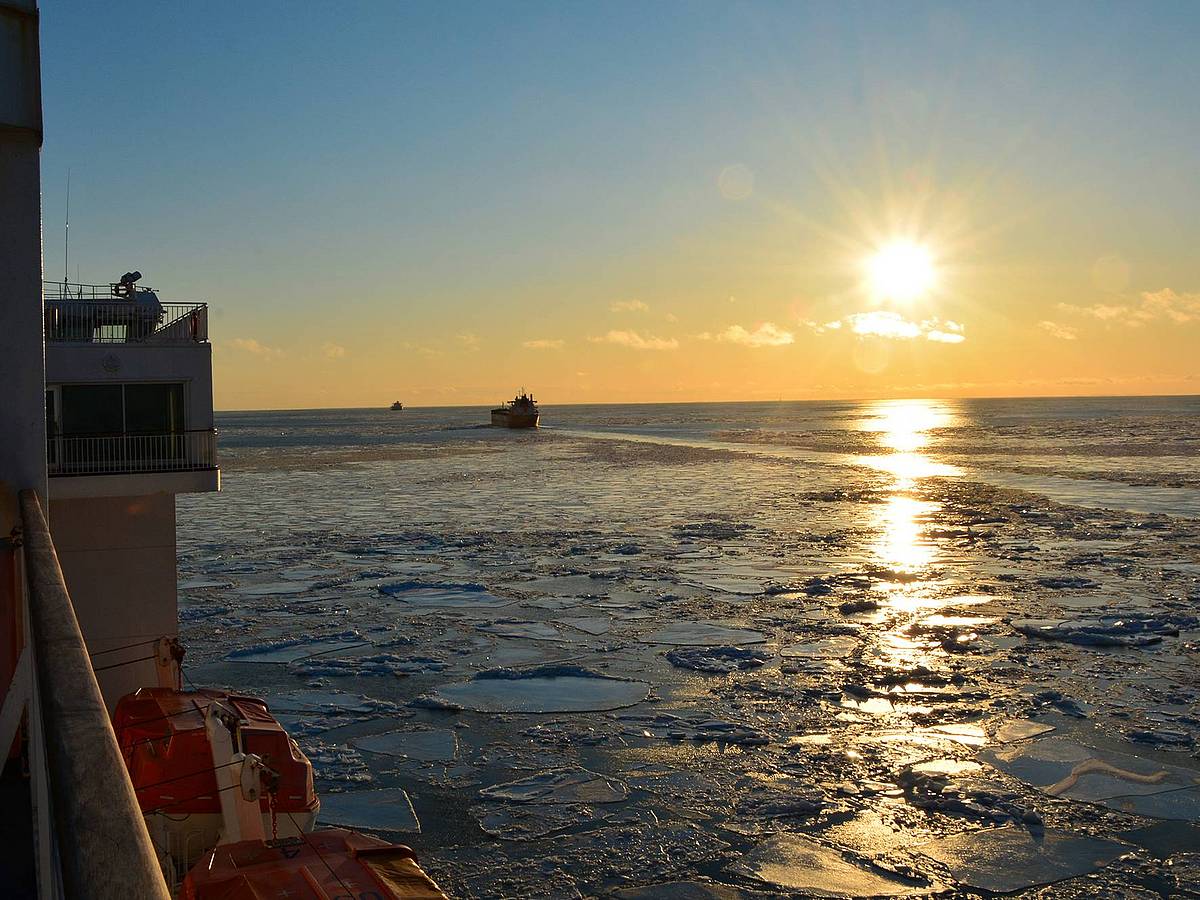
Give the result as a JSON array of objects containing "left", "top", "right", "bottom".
[{"left": 866, "top": 240, "right": 936, "bottom": 303}]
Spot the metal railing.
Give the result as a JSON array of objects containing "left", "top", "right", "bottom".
[
  {"left": 44, "top": 300, "right": 207, "bottom": 344},
  {"left": 48, "top": 429, "right": 217, "bottom": 477},
  {"left": 16, "top": 489, "right": 171, "bottom": 899}
]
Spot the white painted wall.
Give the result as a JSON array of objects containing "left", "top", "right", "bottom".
[
  {"left": 46, "top": 342, "right": 215, "bottom": 430},
  {"left": 49, "top": 493, "right": 178, "bottom": 710}
]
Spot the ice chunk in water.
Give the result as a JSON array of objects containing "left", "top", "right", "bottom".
[
  {"left": 318, "top": 787, "right": 420, "bottom": 833},
  {"left": 476, "top": 620, "right": 566, "bottom": 642},
  {"left": 916, "top": 826, "right": 1130, "bottom": 893},
  {"left": 733, "top": 833, "right": 933, "bottom": 896},
  {"left": 781, "top": 636, "right": 860, "bottom": 657},
  {"left": 433, "top": 665, "right": 650, "bottom": 713},
  {"left": 608, "top": 881, "right": 752, "bottom": 899},
  {"left": 268, "top": 690, "right": 382, "bottom": 714},
  {"left": 378, "top": 580, "right": 512, "bottom": 608},
  {"left": 353, "top": 729, "right": 457, "bottom": 761},
  {"left": 234, "top": 581, "right": 314, "bottom": 596},
  {"left": 555, "top": 616, "right": 612, "bottom": 635},
  {"left": 664, "top": 646, "right": 770, "bottom": 673},
  {"left": 982, "top": 737, "right": 1200, "bottom": 820},
  {"left": 993, "top": 719, "right": 1056, "bottom": 743},
  {"left": 639, "top": 621, "right": 766, "bottom": 646},
  {"left": 1013, "top": 613, "right": 1196, "bottom": 647},
  {"left": 474, "top": 803, "right": 605, "bottom": 840},
  {"left": 226, "top": 633, "right": 369, "bottom": 663},
  {"left": 480, "top": 768, "right": 628, "bottom": 804}
]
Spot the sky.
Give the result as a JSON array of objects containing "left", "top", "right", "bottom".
[{"left": 39, "top": 1, "right": 1200, "bottom": 409}]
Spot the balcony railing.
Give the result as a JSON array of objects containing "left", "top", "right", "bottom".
[
  {"left": 44, "top": 282, "right": 207, "bottom": 344},
  {"left": 48, "top": 429, "right": 218, "bottom": 477}
]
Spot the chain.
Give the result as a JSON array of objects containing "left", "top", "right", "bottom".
[{"left": 269, "top": 789, "right": 279, "bottom": 841}]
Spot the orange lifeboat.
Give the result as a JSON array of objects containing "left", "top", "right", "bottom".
[
  {"left": 113, "top": 688, "right": 320, "bottom": 873},
  {"left": 182, "top": 828, "right": 449, "bottom": 899}
]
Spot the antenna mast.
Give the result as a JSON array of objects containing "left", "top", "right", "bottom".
[{"left": 63, "top": 168, "right": 70, "bottom": 291}]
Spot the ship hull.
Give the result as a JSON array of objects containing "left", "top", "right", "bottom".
[{"left": 491, "top": 410, "right": 539, "bottom": 428}]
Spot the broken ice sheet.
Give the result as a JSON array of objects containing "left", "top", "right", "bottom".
[
  {"left": 608, "top": 881, "right": 753, "bottom": 899},
  {"left": 474, "top": 802, "right": 608, "bottom": 840},
  {"left": 679, "top": 573, "right": 765, "bottom": 595},
  {"left": 665, "top": 646, "right": 771, "bottom": 673},
  {"left": 318, "top": 787, "right": 420, "bottom": 833},
  {"left": 780, "top": 635, "right": 859, "bottom": 657},
  {"left": 476, "top": 619, "right": 567, "bottom": 641},
  {"left": 639, "top": 621, "right": 767, "bottom": 646},
  {"left": 982, "top": 737, "right": 1200, "bottom": 820},
  {"left": 1013, "top": 612, "right": 1196, "bottom": 647},
  {"left": 520, "top": 573, "right": 615, "bottom": 595},
  {"left": 432, "top": 665, "right": 650, "bottom": 713},
  {"left": 378, "top": 580, "right": 513, "bottom": 609},
  {"left": 353, "top": 729, "right": 457, "bottom": 761},
  {"left": 480, "top": 768, "right": 628, "bottom": 804},
  {"left": 732, "top": 833, "right": 933, "bottom": 896},
  {"left": 267, "top": 689, "right": 383, "bottom": 714},
  {"left": 993, "top": 719, "right": 1056, "bottom": 743},
  {"left": 225, "top": 633, "right": 369, "bottom": 663},
  {"left": 555, "top": 615, "right": 612, "bottom": 635},
  {"left": 234, "top": 581, "right": 314, "bottom": 596},
  {"left": 915, "top": 825, "right": 1131, "bottom": 893},
  {"left": 178, "top": 576, "right": 233, "bottom": 590}
]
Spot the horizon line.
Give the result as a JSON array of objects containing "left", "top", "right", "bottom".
[{"left": 213, "top": 390, "right": 1200, "bottom": 415}]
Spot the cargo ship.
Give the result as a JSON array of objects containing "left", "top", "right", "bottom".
[
  {"left": 490, "top": 390, "right": 540, "bottom": 428},
  {"left": 390, "top": 400, "right": 403, "bottom": 410}
]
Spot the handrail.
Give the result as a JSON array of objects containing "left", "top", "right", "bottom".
[
  {"left": 44, "top": 281, "right": 158, "bottom": 301},
  {"left": 48, "top": 428, "right": 217, "bottom": 476},
  {"left": 18, "top": 489, "right": 171, "bottom": 899},
  {"left": 44, "top": 300, "right": 207, "bottom": 344}
]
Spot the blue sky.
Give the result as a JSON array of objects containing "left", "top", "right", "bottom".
[{"left": 39, "top": 2, "right": 1200, "bottom": 406}]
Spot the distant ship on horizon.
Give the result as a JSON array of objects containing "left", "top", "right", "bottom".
[
  {"left": 491, "top": 390, "right": 540, "bottom": 428},
  {"left": 390, "top": 400, "right": 403, "bottom": 410}
]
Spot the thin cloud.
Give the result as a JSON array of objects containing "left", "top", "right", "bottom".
[
  {"left": 230, "top": 337, "right": 283, "bottom": 358},
  {"left": 1058, "top": 289, "right": 1200, "bottom": 327},
  {"left": 322, "top": 342, "right": 346, "bottom": 359},
  {"left": 718, "top": 322, "right": 795, "bottom": 347},
  {"left": 523, "top": 338, "right": 564, "bottom": 349},
  {"left": 811, "top": 311, "right": 966, "bottom": 343},
  {"left": 1038, "top": 321, "right": 1078, "bottom": 340},
  {"left": 457, "top": 333, "right": 481, "bottom": 350},
  {"left": 610, "top": 299, "right": 649, "bottom": 313},
  {"left": 590, "top": 330, "right": 679, "bottom": 351}
]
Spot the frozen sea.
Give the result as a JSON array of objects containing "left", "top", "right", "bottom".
[{"left": 178, "top": 397, "right": 1200, "bottom": 898}]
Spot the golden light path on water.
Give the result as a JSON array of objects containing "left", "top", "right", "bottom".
[{"left": 854, "top": 400, "right": 970, "bottom": 676}]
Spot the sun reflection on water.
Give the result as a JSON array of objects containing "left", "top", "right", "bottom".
[
  {"left": 857, "top": 400, "right": 968, "bottom": 677},
  {"left": 860, "top": 399, "right": 960, "bottom": 573}
]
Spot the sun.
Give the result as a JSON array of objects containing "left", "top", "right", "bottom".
[{"left": 866, "top": 240, "right": 936, "bottom": 303}]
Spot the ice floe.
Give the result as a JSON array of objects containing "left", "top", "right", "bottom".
[
  {"left": 225, "top": 632, "right": 369, "bottom": 663},
  {"left": 639, "top": 621, "right": 767, "bottom": 646},
  {"left": 664, "top": 646, "right": 771, "bottom": 673},
  {"left": 915, "top": 825, "right": 1131, "bottom": 893},
  {"left": 431, "top": 665, "right": 650, "bottom": 713},
  {"left": 318, "top": 787, "right": 420, "bottom": 832},
  {"left": 479, "top": 768, "right": 628, "bottom": 804},
  {"left": 733, "top": 833, "right": 935, "bottom": 896},
  {"left": 353, "top": 729, "right": 458, "bottom": 761}
]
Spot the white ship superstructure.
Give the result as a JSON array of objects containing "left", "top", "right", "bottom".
[{"left": 43, "top": 277, "right": 219, "bottom": 707}]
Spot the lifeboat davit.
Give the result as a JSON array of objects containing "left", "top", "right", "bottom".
[
  {"left": 182, "top": 828, "right": 449, "bottom": 899},
  {"left": 113, "top": 688, "right": 320, "bottom": 875}
]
